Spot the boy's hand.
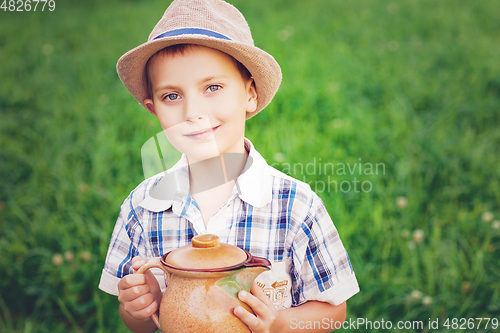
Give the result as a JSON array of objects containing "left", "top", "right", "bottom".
[
  {"left": 117, "top": 257, "right": 162, "bottom": 321},
  {"left": 234, "top": 281, "right": 284, "bottom": 333}
]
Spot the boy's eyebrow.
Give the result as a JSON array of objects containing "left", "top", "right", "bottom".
[
  {"left": 198, "top": 75, "right": 227, "bottom": 84},
  {"left": 154, "top": 84, "right": 177, "bottom": 93}
]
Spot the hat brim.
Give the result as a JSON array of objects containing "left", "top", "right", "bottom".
[{"left": 117, "top": 34, "right": 282, "bottom": 119}]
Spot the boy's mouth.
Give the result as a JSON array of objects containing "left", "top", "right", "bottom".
[{"left": 185, "top": 125, "right": 220, "bottom": 140}]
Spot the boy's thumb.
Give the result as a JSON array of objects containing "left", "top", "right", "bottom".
[{"left": 131, "top": 256, "right": 146, "bottom": 271}]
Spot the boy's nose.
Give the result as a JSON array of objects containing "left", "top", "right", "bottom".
[
  {"left": 187, "top": 115, "right": 205, "bottom": 122},
  {"left": 184, "top": 98, "right": 204, "bottom": 122}
]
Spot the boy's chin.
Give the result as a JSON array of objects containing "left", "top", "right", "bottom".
[{"left": 183, "top": 145, "right": 221, "bottom": 163}]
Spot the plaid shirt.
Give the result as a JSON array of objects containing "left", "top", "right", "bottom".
[{"left": 99, "top": 138, "right": 359, "bottom": 307}]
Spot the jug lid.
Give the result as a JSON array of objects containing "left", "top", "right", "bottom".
[{"left": 165, "top": 234, "right": 248, "bottom": 270}]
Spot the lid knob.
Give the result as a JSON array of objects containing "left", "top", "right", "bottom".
[
  {"left": 192, "top": 234, "right": 220, "bottom": 248},
  {"left": 164, "top": 234, "right": 247, "bottom": 269}
]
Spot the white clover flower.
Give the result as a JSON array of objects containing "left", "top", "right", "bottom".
[
  {"left": 273, "top": 152, "right": 285, "bottom": 162},
  {"left": 422, "top": 296, "right": 432, "bottom": 306},
  {"left": 410, "top": 290, "right": 423, "bottom": 302},
  {"left": 277, "top": 26, "right": 295, "bottom": 41},
  {"left": 396, "top": 196, "right": 408, "bottom": 209},
  {"left": 482, "top": 212, "right": 494, "bottom": 223},
  {"left": 81, "top": 251, "right": 92, "bottom": 262},
  {"left": 64, "top": 251, "right": 74, "bottom": 262},
  {"left": 52, "top": 254, "right": 63, "bottom": 266},
  {"left": 413, "top": 229, "right": 424, "bottom": 244}
]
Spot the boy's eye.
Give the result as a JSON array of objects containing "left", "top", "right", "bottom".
[
  {"left": 207, "top": 85, "right": 221, "bottom": 93},
  {"left": 164, "top": 93, "right": 179, "bottom": 101}
]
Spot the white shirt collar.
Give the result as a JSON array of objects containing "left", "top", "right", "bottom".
[
  {"left": 139, "top": 138, "right": 273, "bottom": 212},
  {"left": 236, "top": 138, "right": 273, "bottom": 207}
]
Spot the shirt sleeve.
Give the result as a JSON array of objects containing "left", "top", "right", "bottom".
[
  {"left": 98, "top": 191, "right": 143, "bottom": 296},
  {"left": 290, "top": 193, "right": 359, "bottom": 306}
]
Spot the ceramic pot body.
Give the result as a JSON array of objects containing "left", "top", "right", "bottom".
[
  {"left": 136, "top": 246, "right": 271, "bottom": 333},
  {"left": 158, "top": 270, "right": 254, "bottom": 333}
]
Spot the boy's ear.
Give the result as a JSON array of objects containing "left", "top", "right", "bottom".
[
  {"left": 144, "top": 98, "right": 157, "bottom": 116},
  {"left": 245, "top": 78, "right": 258, "bottom": 113}
]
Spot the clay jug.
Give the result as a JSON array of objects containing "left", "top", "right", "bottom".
[{"left": 137, "top": 234, "right": 271, "bottom": 332}]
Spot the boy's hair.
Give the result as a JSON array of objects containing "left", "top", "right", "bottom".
[{"left": 145, "top": 44, "right": 252, "bottom": 100}]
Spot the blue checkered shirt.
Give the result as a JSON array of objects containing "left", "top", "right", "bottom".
[{"left": 99, "top": 139, "right": 359, "bottom": 307}]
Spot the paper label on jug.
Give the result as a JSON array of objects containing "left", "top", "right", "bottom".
[{"left": 254, "top": 258, "right": 292, "bottom": 310}]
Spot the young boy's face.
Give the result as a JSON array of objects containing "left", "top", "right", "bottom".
[{"left": 144, "top": 45, "right": 257, "bottom": 162}]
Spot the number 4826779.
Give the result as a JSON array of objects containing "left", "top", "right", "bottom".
[{"left": 1, "top": 0, "right": 56, "bottom": 11}]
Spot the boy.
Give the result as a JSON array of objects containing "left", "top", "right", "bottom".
[{"left": 99, "top": 0, "right": 359, "bottom": 332}]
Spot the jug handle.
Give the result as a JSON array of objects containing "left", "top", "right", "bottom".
[
  {"left": 244, "top": 255, "right": 271, "bottom": 268},
  {"left": 136, "top": 257, "right": 164, "bottom": 330}
]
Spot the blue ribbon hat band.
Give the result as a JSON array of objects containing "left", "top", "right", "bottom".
[{"left": 153, "top": 28, "right": 231, "bottom": 41}]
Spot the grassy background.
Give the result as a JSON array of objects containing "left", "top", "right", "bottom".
[{"left": 1, "top": 0, "right": 499, "bottom": 332}]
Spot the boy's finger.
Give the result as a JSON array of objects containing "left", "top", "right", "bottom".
[
  {"left": 121, "top": 292, "right": 157, "bottom": 319},
  {"left": 238, "top": 290, "right": 272, "bottom": 321},
  {"left": 118, "top": 283, "right": 150, "bottom": 304},
  {"left": 233, "top": 306, "right": 259, "bottom": 329},
  {"left": 250, "top": 281, "right": 275, "bottom": 308},
  {"left": 132, "top": 256, "right": 146, "bottom": 270},
  {"left": 131, "top": 296, "right": 160, "bottom": 320},
  {"left": 118, "top": 273, "right": 147, "bottom": 290}
]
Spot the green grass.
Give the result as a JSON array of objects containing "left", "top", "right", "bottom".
[{"left": 1, "top": 0, "right": 499, "bottom": 332}]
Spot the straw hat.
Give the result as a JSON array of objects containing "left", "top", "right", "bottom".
[{"left": 117, "top": 0, "right": 282, "bottom": 119}]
